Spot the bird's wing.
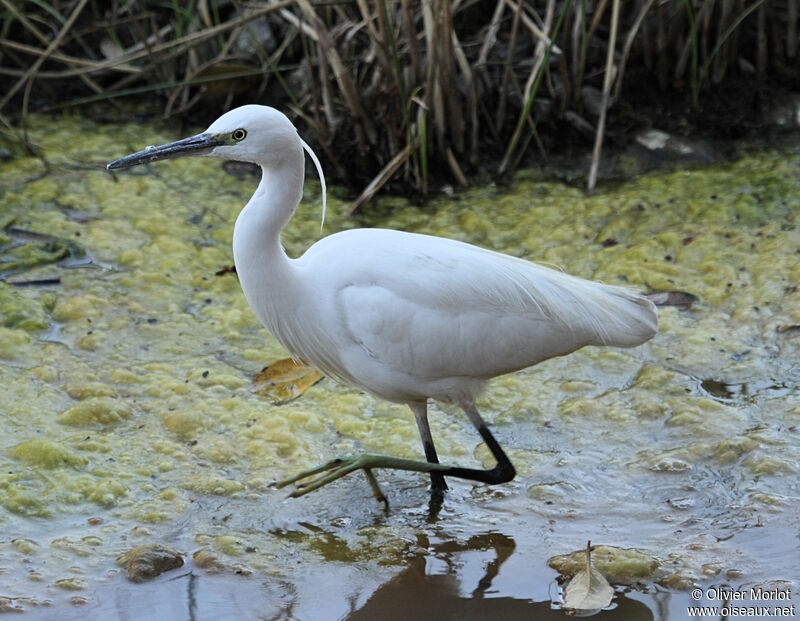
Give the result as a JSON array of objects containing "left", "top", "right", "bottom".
[{"left": 301, "top": 229, "right": 657, "bottom": 382}]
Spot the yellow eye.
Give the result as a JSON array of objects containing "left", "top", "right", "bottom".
[{"left": 232, "top": 128, "right": 247, "bottom": 142}]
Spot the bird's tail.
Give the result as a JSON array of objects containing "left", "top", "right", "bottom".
[{"left": 578, "top": 282, "right": 658, "bottom": 348}]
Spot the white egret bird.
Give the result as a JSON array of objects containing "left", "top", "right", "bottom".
[{"left": 108, "top": 105, "right": 657, "bottom": 504}]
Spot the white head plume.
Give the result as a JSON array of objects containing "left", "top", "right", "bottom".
[{"left": 300, "top": 137, "right": 327, "bottom": 234}]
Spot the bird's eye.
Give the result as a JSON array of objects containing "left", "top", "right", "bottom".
[{"left": 232, "top": 128, "right": 247, "bottom": 142}]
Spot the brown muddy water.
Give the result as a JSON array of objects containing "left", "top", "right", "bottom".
[{"left": 0, "top": 115, "right": 799, "bottom": 620}]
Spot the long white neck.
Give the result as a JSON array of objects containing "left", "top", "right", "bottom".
[{"left": 232, "top": 147, "right": 305, "bottom": 338}]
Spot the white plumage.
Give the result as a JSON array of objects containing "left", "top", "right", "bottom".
[
  {"left": 109, "top": 104, "right": 658, "bottom": 505},
  {"left": 254, "top": 228, "right": 655, "bottom": 403}
]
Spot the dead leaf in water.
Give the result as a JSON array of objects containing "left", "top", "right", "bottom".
[
  {"left": 254, "top": 358, "right": 324, "bottom": 404},
  {"left": 645, "top": 290, "right": 698, "bottom": 310},
  {"left": 563, "top": 541, "right": 614, "bottom": 611}
]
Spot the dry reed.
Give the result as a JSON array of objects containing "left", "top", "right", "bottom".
[{"left": 1, "top": 1, "right": 797, "bottom": 206}]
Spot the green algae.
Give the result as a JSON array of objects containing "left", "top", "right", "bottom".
[
  {"left": 549, "top": 545, "right": 661, "bottom": 585},
  {"left": 53, "top": 578, "right": 86, "bottom": 591},
  {"left": 11, "top": 439, "right": 88, "bottom": 469},
  {"left": 0, "top": 479, "right": 52, "bottom": 516},
  {"left": 0, "top": 113, "right": 798, "bottom": 609},
  {"left": 0, "top": 326, "right": 32, "bottom": 358},
  {"left": 57, "top": 398, "right": 132, "bottom": 426},
  {"left": 117, "top": 544, "right": 184, "bottom": 582},
  {"left": 181, "top": 474, "right": 245, "bottom": 496},
  {"left": 0, "top": 283, "right": 49, "bottom": 330},
  {"left": 0, "top": 238, "right": 72, "bottom": 273}
]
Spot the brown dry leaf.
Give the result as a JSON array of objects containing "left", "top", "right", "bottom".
[
  {"left": 563, "top": 541, "right": 614, "bottom": 611},
  {"left": 254, "top": 358, "right": 324, "bottom": 405}
]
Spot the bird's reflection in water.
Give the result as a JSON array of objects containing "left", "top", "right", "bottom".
[
  {"left": 347, "top": 532, "right": 655, "bottom": 621},
  {"left": 89, "top": 527, "right": 660, "bottom": 621}
]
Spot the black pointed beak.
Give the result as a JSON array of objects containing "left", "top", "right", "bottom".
[{"left": 106, "top": 132, "right": 224, "bottom": 171}]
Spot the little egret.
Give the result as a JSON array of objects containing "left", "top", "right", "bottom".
[{"left": 108, "top": 105, "right": 658, "bottom": 505}]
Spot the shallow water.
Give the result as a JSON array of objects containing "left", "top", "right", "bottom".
[{"left": 0, "top": 115, "right": 799, "bottom": 619}]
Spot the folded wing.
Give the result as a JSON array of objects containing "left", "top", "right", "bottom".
[{"left": 317, "top": 230, "right": 657, "bottom": 382}]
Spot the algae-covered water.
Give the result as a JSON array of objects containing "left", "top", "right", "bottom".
[{"left": 0, "top": 115, "right": 799, "bottom": 619}]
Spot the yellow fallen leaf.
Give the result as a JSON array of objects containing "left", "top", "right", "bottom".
[
  {"left": 563, "top": 541, "right": 614, "bottom": 611},
  {"left": 254, "top": 358, "right": 324, "bottom": 405}
]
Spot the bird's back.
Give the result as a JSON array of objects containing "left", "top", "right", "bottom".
[{"left": 288, "top": 229, "right": 657, "bottom": 402}]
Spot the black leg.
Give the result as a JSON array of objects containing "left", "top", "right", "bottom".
[
  {"left": 410, "top": 401, "right": 448, "bottom": 496},
  {"left": 439, "top": 401, "right": 516, "bottom": 485},
  {"left": 275, "top": 402, "right": 515, "bottom": 501}
]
